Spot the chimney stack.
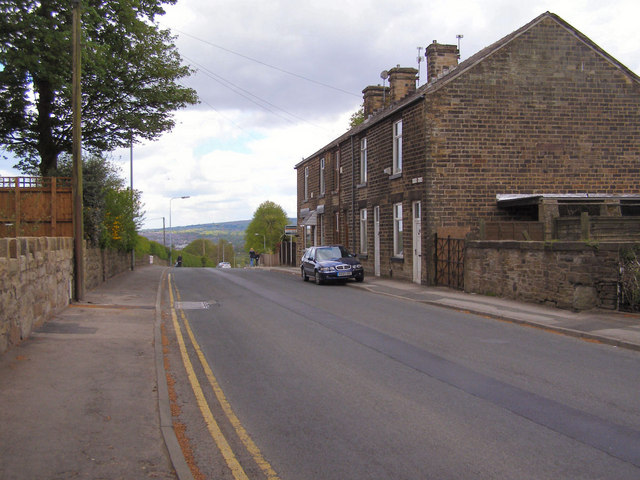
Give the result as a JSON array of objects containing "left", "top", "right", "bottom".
[
  {"left": 388, "top": 66, "right": 418, "bottom": 103},
  {"left": 425, "top": 41, "right": 459, "bottom": 83},
  {"left": 362, "top": 85, "right": 389, "bottom": 117}
]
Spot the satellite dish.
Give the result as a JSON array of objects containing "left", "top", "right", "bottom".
[{"left": 380, "top": 70, "right": 389, "bottom": 80}]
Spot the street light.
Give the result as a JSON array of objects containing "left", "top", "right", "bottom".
[
  {"left": 170, "top": 196, "right": 190, "bottom": 265},
  {"left": 255, "top": 232, "right": 266, "bottom": 252}
]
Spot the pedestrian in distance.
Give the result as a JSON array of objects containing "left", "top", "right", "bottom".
[{"left": 249, "top": 248, "right": 256, "bottom": 267}]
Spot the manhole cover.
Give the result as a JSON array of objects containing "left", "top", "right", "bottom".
[{"left": 174, "top": 301, "right": 210, "bottom": 310}]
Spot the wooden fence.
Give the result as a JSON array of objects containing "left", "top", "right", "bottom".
[
  {"left": 479, "top": 221, "right": 545, "bottom": 241},
  {"left": 555, "top": 215, "right": 640, "bottom": 242},
  {"left": 0, "top": 177, "right": 73, "bottom": 238}
]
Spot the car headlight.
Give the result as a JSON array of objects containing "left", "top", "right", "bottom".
[
  {"left": 320, "top": 266, "right": 336, "bottom": 273},
  {"left": 353, "top": 264, "right": 363, "bottom": 269}
]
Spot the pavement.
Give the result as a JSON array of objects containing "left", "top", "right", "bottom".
[{"left": 1, "top": 264, "right": 639, "bottom": 480}]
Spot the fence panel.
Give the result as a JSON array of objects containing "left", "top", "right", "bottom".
[
  {"left": 0, "top": 177, "right": 72, "bottom": 238},
  {"left": 482, "top": 221, "right": 544, "bottom": 241}
]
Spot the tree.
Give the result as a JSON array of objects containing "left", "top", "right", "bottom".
[
  {"left": 183, "top": 238, "right": 234, "bottom": 266},
  {"left": 0, "top": 0, "right": 199, "bottom": 176},
  {"left": 349, "top": 104, "right": 365, "bottom": 128},
  {"left": 56, "top": 153, "right": 138, "bottom": 246},
  {"left": 57, "top": 153, "right": 142, "bottom": 250},
  {"left": 245, "top": 201, "right": 288, "bottom": 254},
  {"left": 100, "top": 186, "right": 142, "bottom": 251}
]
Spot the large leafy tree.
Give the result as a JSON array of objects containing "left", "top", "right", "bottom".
[
  {"left": 245, "top": 201, "right": 289, "bottom": 254},
  {"left": 0, "top": 0, "right": 199, "bottom": 176}
]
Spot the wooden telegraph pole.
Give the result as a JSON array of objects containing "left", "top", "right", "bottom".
[{"left": 72, "top": 0, "right": 84, "bottom": 300}]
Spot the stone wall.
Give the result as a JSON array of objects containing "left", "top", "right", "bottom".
[
  {"left": 1, "top": 237, "right": 163, "bottom": 354},
  {"left": 465, "top": 241, "right": 625, "bottom": 311},
  {"left": 0, "top": 237, "right": 74, "bottom": 354}
]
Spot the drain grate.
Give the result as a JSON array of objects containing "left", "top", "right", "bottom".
[{"left": 174, "top": 301, "right": 210, "bottom": 310}]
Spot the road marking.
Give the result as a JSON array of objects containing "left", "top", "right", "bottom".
[
  {"left": 168, "top": 275, "right": 249, "bottom": 480},
  {"left": 180, "top": 300, "right": 281, "bottom": 480}
]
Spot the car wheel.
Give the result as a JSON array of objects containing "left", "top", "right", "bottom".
[
  {"left": 315, "top": 271, "right": 323, "bottom": 285},
  {"left": 302, "top": 268, "right": 309, "bottom": 281},
  {"left": 355, "top": 274, "right": 364, "bottom": 283}
]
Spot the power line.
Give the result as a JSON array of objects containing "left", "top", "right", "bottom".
[
  {"left": 170, "top": 27, "right": 360, "bottom": 98},
  {"left": 183, "top": 56, "right": 330, "bottom": 131}
]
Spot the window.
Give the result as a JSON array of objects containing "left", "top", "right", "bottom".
[
  {"left": 304, "top": 166, "right": 309, "bottom": 201},
  {"left": 360, "top": 138, "right": 367, "bottom": 184},
  {"left": 360, "top": 208, "right": 368, "bottom": 253},
  {"left": 393, "top": 120, "right": 403, "bottom": 174},
  {"left": 393, "top": 202, "right": 403, "bottom": 257},
  {"left": 320, "top": 158, "right": 325, "bottom": 195}
]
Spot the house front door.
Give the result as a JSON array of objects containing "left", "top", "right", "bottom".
[
  {"left": 412, "top": 201, "right": 422, "bottom": 284},
  {"left": 374, "top": 205, "right": 380, "bottom": 276}
]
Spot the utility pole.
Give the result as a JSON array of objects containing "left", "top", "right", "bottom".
[
  {"left": 72, "top": 0, "right": 84, "bottom": 301},
  {"left": 130, "top": 137, "right": 134, "bottom": 270}
]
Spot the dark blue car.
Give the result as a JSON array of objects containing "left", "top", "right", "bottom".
[{"left": 301, "top": 245, "right": 364, "bottom": 285}]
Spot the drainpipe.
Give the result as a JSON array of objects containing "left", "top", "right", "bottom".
[{"left": 350, "top": 135, "right": 356, "bottom": 253}]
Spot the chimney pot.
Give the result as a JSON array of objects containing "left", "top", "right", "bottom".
[
  {"left": 425, "top": 42, "right": 459, "bottom": 83},
  {"left": 362, "top": 85, "right": 389, "bottom": 117},
  {"left": 388, "top": 66, "right": 418, "bottom": 103}
]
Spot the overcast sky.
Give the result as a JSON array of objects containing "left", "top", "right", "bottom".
[{"left": 1, "top": 0, "right": 638, "bottom": 229}]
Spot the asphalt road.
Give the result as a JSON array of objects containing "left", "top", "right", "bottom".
[{"left": 167, "top": 267, "right": 640, "bottom": 479}]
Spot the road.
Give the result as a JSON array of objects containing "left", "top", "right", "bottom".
[{"left": 164, "top": 267, "right": 640, "bottom": 479}]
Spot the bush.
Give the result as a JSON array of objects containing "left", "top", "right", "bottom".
[{"left": 135, "top": 236, "right": 169, "bottom": 260}]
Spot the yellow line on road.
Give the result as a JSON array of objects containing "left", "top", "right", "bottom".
[
  {"left": 181, "top": 303, "right": 281, "bottom": 480},
  {"left": 168, "top": 274, "right": 249, "bottom": 480}
]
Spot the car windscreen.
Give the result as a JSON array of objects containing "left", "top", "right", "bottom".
[{"left": 316, "top": 247, "right": 343, "bottom": 261}]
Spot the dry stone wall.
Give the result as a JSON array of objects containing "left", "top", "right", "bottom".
[
  {"left": 0, "top": 237, "right": 73, "bottom": 353},
  {"left": 465, "top": 241, "right": 623, "bottom": 311},
  {"left": 1, "top": 237, "right": 159, "bottom": 354}
]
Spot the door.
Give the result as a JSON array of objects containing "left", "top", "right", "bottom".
[
  {"left": 412, "top": 201, "right": 422, "bottom": 284},
  {"left": 374, "top": 206, "right": 381, "bottom": 277}
]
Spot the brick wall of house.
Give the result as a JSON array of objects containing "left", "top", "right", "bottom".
[
  {"left": 422, "top": 16, "right": 640, "bottom": 281},
  {"left": 297, "top": 14, "right": 640, "bottom": 287},
  {"left": 298, "top": 96, "right": 428, "bottom": 282}
]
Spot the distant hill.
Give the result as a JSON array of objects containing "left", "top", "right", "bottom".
[{"left": 140, "top": 219, "right": 295, "bottom": 250}]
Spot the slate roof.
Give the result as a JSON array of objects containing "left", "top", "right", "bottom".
[{"left": 295, "top": 12, "right": 640, "bottom": 169}]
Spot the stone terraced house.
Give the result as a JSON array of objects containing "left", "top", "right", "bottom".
[{"left": 295, "top": 11, "right": 640, "bottom": 288}]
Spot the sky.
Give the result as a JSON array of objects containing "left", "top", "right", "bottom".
[{"left": 1, "top": 0, "right": 639, "bottom": 229}]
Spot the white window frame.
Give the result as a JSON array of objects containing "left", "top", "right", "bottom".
[
  {"left": 393, "top": 120, "right": 403, "bottom": 174},
  {"left": 304, "top": 166, "right": 309, "bottom": 201},
  {"left": 320, "top": 157, "right": 325, "bottom": 195},
  {"left": 360, "top": 137, "right": 367, "bottom": 184},
  {"left": 393, "top": 202, "right": 403, "bottom": 257},
  {"left": 360, "top": 208, "right": 368, "bottom": 254}
]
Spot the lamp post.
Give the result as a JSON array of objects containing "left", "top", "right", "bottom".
[{"left": 169, "top": 196, "right": 190, "bottom": 265}]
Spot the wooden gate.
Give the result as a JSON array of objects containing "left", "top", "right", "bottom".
[{"left": 435, "top": 235, "right": 464, "bottom": 290}]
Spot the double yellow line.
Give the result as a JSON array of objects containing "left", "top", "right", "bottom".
[{"left": 168, "top": 274, "right": 280, "bottom": 480}]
